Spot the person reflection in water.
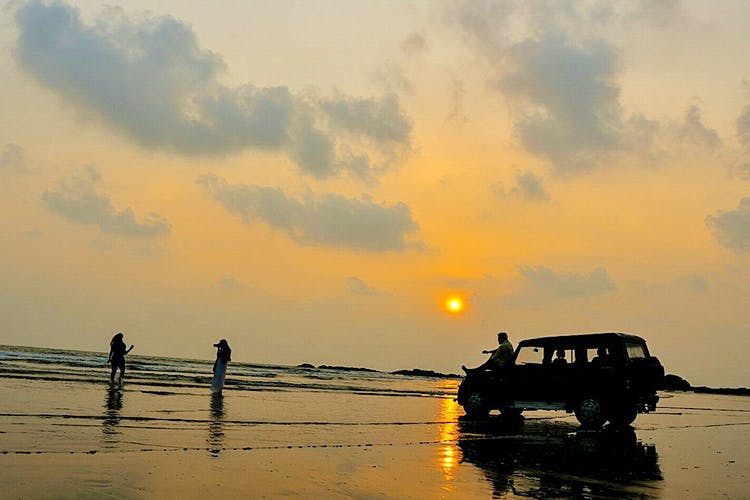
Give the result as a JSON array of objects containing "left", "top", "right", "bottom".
[
  {"left": 208, "top": 392, "right": 225, "bottom": 457},
  {"left": 102, "top": 384, "right": 124, "bottom": 447},
  {"left": 108, "top": 332, "right": 134, "bottom": 384}
]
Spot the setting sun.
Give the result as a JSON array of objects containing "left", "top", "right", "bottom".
[{"left": 444, "top": 295, "right": 465, "bottom": 314}]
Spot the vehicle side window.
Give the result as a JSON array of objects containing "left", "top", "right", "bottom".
[
  {"left": 626, "top": 343, "right": 647, "bottom": 360},
  {"left": 515, "top": 346, "right": 544, "bottom": 365}
]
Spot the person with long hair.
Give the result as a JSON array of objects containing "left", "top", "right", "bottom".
[
  {"left": 211, "top": 339, "right": 231, "bottom": 393},
  {"left": 108, "top": 332, "right": 134, "bottom": 384}
]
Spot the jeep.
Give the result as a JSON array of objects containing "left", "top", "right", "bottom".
[{"left": 457, "top": 333, "right": 664, "bottom": 428}]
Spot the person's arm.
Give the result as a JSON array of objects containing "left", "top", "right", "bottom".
[
  {"left": 107, "top": 349, "right": 112, "bottom": 363},
  {"left": 482, "top": 348, "right": 498, "bottom": 354},
  {"left": 126, "top": 345, "right": 134, "bottom": 354}
]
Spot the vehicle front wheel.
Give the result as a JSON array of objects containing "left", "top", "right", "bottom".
[
  {"left": 462, "top": 392, "right": 490, "bottom": 419},
  {"left": 608, "top": 404, "right": 638, "bottom": 427},
  {"left": 575, "top": 397, "right": 606, "bottom": 429}
]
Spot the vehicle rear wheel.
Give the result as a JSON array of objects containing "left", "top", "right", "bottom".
[
  {"left": 608, "top": 404, "right": 638, "bottom": 427},
  {"left": 575, "top": 397, "right": 605, "bottom": 428},
  {"left": 500, "top": 408, "right": 523, "bottom": 422},
  {"left": 462, "top": 392, "right": 490, "bottom": 418}
]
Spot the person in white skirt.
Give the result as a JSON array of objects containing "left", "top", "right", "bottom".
[{"left": 211, "top": 339, "right": 232, "bottom": 393}]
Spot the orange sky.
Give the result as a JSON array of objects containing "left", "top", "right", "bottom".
[{"left": 1, "top": 1, "right": 749, "bottom": 386}]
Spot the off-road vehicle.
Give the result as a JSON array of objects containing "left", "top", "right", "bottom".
[{"left": 457, "top": 333, "right": 664, "bottom": 428}]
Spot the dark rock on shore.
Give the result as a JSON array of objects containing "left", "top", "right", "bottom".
[
  {"left": 661, "top": 374, "right": 691, "bottom": 391},
  {"left": 391, "top": 368, "right": 461, "bottom": 379},
  {"left": 691, "top": 386, "right": 750, "bottom": 396},
  {"left": 317, "top": 365, "right": 379, "bottom": 373},
  {"left": 660, "top": 373, "right": 749, "bottom": 396}
]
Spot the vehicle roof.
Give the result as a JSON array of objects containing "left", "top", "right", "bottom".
[{"left": 517, "top": 332, "right": 646, "bottom": 347}]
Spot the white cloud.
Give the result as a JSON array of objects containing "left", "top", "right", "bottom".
[
  {"left": 15, "top": 1, "right": 411, "bottom": 179},
  {"left": 41, "top": 167, "right": 170, "bottom": 238},
  {"left": 706, "top": 198, "right": 750, "bottom": 253},
  {"left": 198, "top": 174, "right": 420, "bottom": 252}
]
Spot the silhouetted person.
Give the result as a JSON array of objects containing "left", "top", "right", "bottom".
[
  {"left": 463, "top": 332, "right": 514, "bottom": 373},
  {"left": 211, "top": 339, "right": 231, "bottom": 393},
  {"left": 552, "top": 349, "right": 568, "bottom": 367},
  {"left": 590, "top": 346, "right": 610, "bottom": 368},
  {"left": 108, "top": 332, "right": 134, "bottom": 384}
]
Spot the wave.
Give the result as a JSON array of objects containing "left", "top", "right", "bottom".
[{"left": 0, "top": 345, "right": 456, "bottom": 399}]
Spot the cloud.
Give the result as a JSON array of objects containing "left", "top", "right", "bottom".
[
  {"left": 42, "top": 167, "right": 170, "bottom": 238},
  {"left": 15, "top": 1, "right": 411, "bottom": 179},
  {"left": 218, "top": 277, "right": 242, "bottom": 290},
  {"left": 198, "top": 174, "right": 420, "bottom": 252},
  {"left": 401, "top": 32, "right": 427, "bottom": 57},
  {"left": 452, "top": 2, "right": 627, "bottom": 172},
  {"left": 518, "top": 265, "right": 616, "bottom": 298},
  {"left": 492, "top": 170, "right": 550, "bottom": 202},
  {"left": 501, "top": 34, "right": 623, "bottom": 171},
  {"left": 706, "top": 198, "right": 750, "bottom": 252},
  {"left": 676, "top": 105, "right": 720, "bottom": 149},
  {"left": 513, "top": 171, "right": 550, "bottom": 201},
  {"left": 0, "top": 143, "right": 28, "bottom": 173},
  {"left": 736, "top": 81, "right": 750, "bottom": 175},
  {"left": 345, "top": 276, "right": 376, "bottom": 295},
  {"left": 681, "top": 274, "right": 709, "bottom": 292}
]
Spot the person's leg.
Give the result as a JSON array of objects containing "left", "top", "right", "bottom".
[
  {"left": 110, "top": 363, "right": 117, "bottom": 383},
  {"left": 118, "top": 361, "right": 126, "bottom": 383}
]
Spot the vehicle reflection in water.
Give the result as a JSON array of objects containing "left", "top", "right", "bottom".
[
  {"left": 457, "top": 417, "right": 662, "bottom": 498},
  {"left": 207, "top": 392, "right": 225, "bottom": 457},
  {"left": 437, "top": 389, "right": 463, "bottom": 484},
  {"left": 102, "top": 383, "right": 123, "bottom": 447}
]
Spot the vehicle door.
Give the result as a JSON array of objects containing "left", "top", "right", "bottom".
[{"left": 510, "top": 345, "right": 547, "bottom": 401}]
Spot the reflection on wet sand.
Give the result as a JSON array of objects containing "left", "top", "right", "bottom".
[
  {"left": 102, "top": 383, "right": 123, "bottom": 447},
  {"left": 458, "top": 417, "right": 662, "bottom": 498},
  {"left": 208, "top": 392, "right": 225, "bottom": 457},
  {"left": 436, "top": 392, "right": 462, "bottom": 484}
]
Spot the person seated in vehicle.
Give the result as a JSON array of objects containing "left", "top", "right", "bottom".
[
  {"left": 551, "top": 348, "right": 568, "bottom": 367},
  {"left": 589, "top": 346, "right": 612, "bottom": 368},
  {"left": 462, "top": 331, "right": 514, "bottom": 373}
]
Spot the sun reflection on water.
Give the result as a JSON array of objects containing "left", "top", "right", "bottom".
[{"left": 436, "top": 382, "right": 462, "bottom": 484}]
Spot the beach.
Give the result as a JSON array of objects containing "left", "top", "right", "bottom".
[{"left": 1, "top": 346, "right": 748, "bottom": 499}]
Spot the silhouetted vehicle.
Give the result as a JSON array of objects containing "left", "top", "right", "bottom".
[
  {"left": 457, "top": 418, "right": 662, "bottom": 497},
  {"left": 457, "top": 332, "right": 664, "bottom": 428}
]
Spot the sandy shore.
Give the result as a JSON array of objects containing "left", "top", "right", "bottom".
[{"left": 1, "top": 372, "right": 748, "bottom": 499}]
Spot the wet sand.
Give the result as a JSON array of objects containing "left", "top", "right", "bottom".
[
  {"left": 0, "top": 347, "right": 748, "bottom": 498},
  {"left": 1, "top": 374, "right": 748, "bottom": 499}
]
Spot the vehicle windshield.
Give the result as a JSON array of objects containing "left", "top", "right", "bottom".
[
  {"left": 515, "top": 346, "right": 544, "bottom": 365},
  {"left": 626, "top": 343, "right": 647, "bottom": 360}
]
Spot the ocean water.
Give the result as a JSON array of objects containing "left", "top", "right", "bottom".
[
  {"left": 1, "top": 345, "right": 748, "bottom": 498},
  {"left": 0, "top": 345, "right": 460, "bottom": 453}
]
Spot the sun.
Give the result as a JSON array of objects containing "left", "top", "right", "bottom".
[{"left": 444, "top": 295, "right": 466, "bottom": 314}]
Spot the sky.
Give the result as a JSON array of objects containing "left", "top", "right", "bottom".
[{"left": 1, "top": 0, "right": 749, "bottom": 387}]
